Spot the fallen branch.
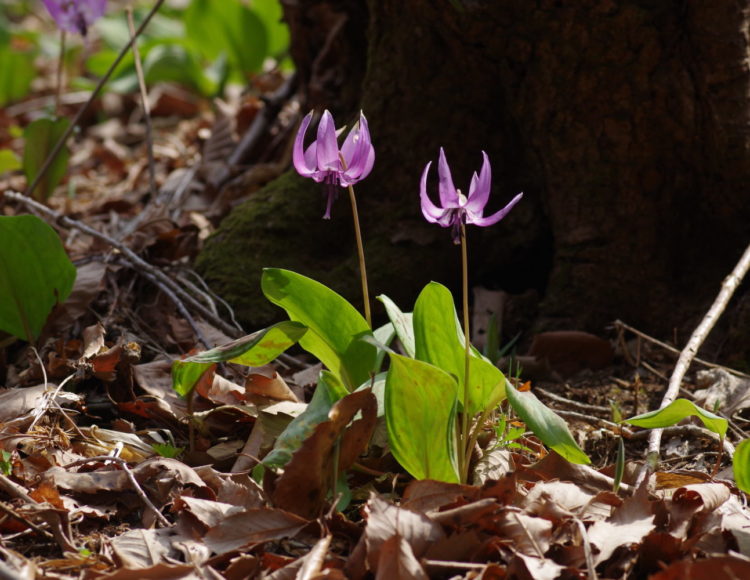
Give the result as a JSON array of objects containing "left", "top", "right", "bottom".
[{"left": 635, "top": 242, "right": 750, "bottom": 486}]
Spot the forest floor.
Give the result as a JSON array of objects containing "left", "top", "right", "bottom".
[{"left": 3, "top": 60, "right": 750, "bottom": 580}]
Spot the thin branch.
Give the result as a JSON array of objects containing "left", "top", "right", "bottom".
[
  {"left": 614, "top": 319, "right": 750, "bottom": 379},
  {"left": 4, "top": 191, "right": 240, "bottom": 340},
  {"left": 127, "top": 7, "right": 157, "bottom": 197},
  {"left": 25, "top": 0, "right": 166, "bottom": 199},
  {"left": 61, "top": 456, "right": 170, "bottom": 527},
  {"left": 636, "top": 242, "right": 750, "bottom": 487}
]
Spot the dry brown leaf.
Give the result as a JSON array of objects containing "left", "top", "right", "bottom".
[
  {"left": 202, "top": 508, "right": 309, "bottom": 555},
  {"left": 91, "top": 562, "right": 219, "bottom": 579},
  {"left": 649, "top": 555, "right": 750, "bottom": 579},
  {"left": 297, "top": 534, "right": 333, "bottom": 580},
  {"left": 509, "top": 552, "right": 566, "bottom": 580},
  {"left": 363, "top": 494, "right": 444, "bottom": 574},
  {"left": 673, "top": 483, "right": 730, "bottom": 513},
  {"left": 522, "top": 480, "right": 597, "bottom": 522},
  {"left": 587, "top": 487, "right": 655, "bottom": 565},
  {"left": 375, "top": 533, "right": 429, "bottom": 580},
  {"left": 271, "top": 389, "right": 377, "bottom": 518},
  {"left": 192, "top": 466, "right": 265, "bottom": 509},
  {"left": 245, "top": 367, "right": 299, "bottom": 403},
  {"left": 485, "top": 509, "right": 552, "bottom": 557},
  {"left": 109, "top": 528, "right": 180, "bottom": 569},
  {"left": 174, "top": 496, "right": 244, "bottom": 530},
  {"left": 429, "top": 498, "right": 499, "bottom": 529},
  {"left": 45, "top": 466, "right": 130, "bottom": 494},
  {"left": 527, "top": 330, "right": 614, "bottom": 377},
  {"left": 0, "top": 384, "right": 83, "bottom": 425},
  {"left": 401, "top": 479, "right": 479, "bottom": 514},
  {"left": 80, "top": 322, "right": 107, "bottom": 360}
]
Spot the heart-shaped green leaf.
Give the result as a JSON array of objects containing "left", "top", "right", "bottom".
[
  {"left": 262, "top": 268, "right": 377, "bottom": 391},
  {"left": 0, "top": 215, "right": 76, "bottom": 341},
  {"left": 506, "top": 380, "right": 590, "bottom": 464},
  {"left": 171, "top": 321, "right": 307, "bottom": 397},
  {"left": 385, "top": 353, "right": 459, "bottom": 483},
  {"left": 623, "top": 398, "right": 727, "bottom": 437}
]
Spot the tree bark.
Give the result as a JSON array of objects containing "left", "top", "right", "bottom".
[{"left": 197, "top": 0, "right": 750, "bottom": 359}]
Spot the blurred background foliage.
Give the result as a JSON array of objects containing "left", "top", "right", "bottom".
[{"left": 0, "top": 0, "right": 291, "bottom": 105}]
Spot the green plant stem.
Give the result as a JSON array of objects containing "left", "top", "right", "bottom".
[
  {"left": 460, "top": 222, "right": 471, "bottom": 483},
  {"left": 346, "top": 183, "right": 371, "bottom": 327},
  {"left": 26, "top": 0, "right": 166, "bottom": 199},
  {"left": 55, "top": 30, "right": 66, "bottom": 116}
]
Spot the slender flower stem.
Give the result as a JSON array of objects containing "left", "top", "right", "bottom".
[
  {"left": 460, "top": 222, "right": 471, "bottom": 483},
  {"left": 347, "top": 183, "right": 371, "bottom": 327},
  {"left": 338, "top": 152, "right": 371, "bottom": 327},
  {"left": 55, "top": 30, "right": 66, "bottom": 116}
]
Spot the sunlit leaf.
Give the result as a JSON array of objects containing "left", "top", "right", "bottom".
[
  {"left": 263, "top": 370, "right": 347, "bottom": 468},
  {"left": 733, "top": 439, "right": 750, "bottom": 494},
  {"left": 505, "top": 380, "right": 590, "bottom": 464},
  {"left": 0, "top": 215, "right": 76, "bottom": 341},
  {"left": 378, "top": 294, "right": 415, "bottom": 357},
  {"left": 413, "top": 282, "right": 505, "bottom": 414},
  {"left": 171, "top": 321, "right": 306, "bottom": 397},
  {"left": 623, "top": 398, "right": 728, "bottom": 438},
  {"left": 23, "top": 117, "right": 70, "bottom": 200},
  {"left": 0, "top": 149, "right": 21, "bottom": 174},
  {"left": 262, "top": 268, "right": 377, "bottom": 390},
  {"left": 385, "top": 354, "right": 459, "bottom": 483}
]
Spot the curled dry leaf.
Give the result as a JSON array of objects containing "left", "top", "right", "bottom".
[
  {"left": 270, "top": 389, "right": 377, "bottom": 518},
  {"left": 375, "top": 533, "right": 428, "bottom": 580}
]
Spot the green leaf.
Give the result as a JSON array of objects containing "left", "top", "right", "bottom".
[
  {"left": 0, "top": 46, "right": 34, "bottom": 106},
  {"left": 171, "top": 321, "right": 307, "bottom": 397},
  {"left": 623, "top": 398, "right": 728, "bottom": 437},
  {"left": 506, "top": 380, "right": 591, "bottom": 464},
  {"left": 0, "top": 149, "right": 21, "bottom": 174},
  {"left": 378, "top": 294, "right": 415, "bottom": 357},
  {"left": 263, "top": 370, "right": 346, "bottom": 468},
  {"left": 251, "top": 0, "right": 290, "bottom": 58},
  {"left": 733, "top": 439, "right": 750, "bottom": 494},
  {"left": 262, "top": 268, "right": 377, "bottom": 390},
  {"left": 23, "top": 117, "right": 71, "bottom": 200},
  {"left": 372, "top": 321, "right": 395, "bottom": 372},
  {"left": 143, "top": 43, "right": 215, "bottom": 95},
  {"left": 413, "top": 282, "right": 506, "bottom": 414},
  {"left": 385, "top": 354, "right": 460, "bottom": 482},
  {"left": 0, "top": 215, "right": 76, "bottom": 341},
  {"left": 185, "top": 0, "right": 267, "bottom": 75}
]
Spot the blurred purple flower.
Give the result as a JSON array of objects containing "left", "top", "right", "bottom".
[
  {"left": 293, "top": 109, "right": 375, "bottom": 219},
  {"left": 420, "top": 147, "right": 523, "bottom": 243},
  {"left": 42, "top": 0, "right": 106, "bottom": 36}
]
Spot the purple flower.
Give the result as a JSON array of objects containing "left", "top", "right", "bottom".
[
  {"left": 293, "top": 109, "right": 375, "bottom": 219},
  {"left": 420, "top": 148, "right": 523, "bottom": 243},
  {"left": 42, "top": 0, "right": 106, "bottom": 36}
]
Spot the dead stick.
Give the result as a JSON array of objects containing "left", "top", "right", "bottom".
[
  {"left": 61, "top": 456, "right": 170, "bottom": 527},
  {"left": 25, "top": 0, "right": 166, "bottom": 199},
  {"left": 127, "top": 7, "right": 157, "bottom": 197},
  {"left": 636, "top": 242, "right": 750, "bottom": 486},
  {"left": 614, "top": 319, "right": 750, "bottom": 379}
]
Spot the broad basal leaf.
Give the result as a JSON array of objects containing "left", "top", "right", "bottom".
[
  {"left": 413, "top": 282, "right": 506, "bottom": 414},
  {"left": 623, "top": 398, "right": 728, "bottom": 438},
  {"left": 506, "top": 380, "right": 590, "bottom": 464},
  {"left": 171, "top": 321, "right": 306, "bottom": 397},
  {"left": 0, "top": 215, "right": 76, "bottom": 341},
  {"left": 385, "top": 354, "right": 459, "bottom": 483},
  {"left": 262, "top": 268, "right": 378, "bottom": 390}
]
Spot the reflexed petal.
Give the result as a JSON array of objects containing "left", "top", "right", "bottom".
[
  {"left": 292, "top": 112, "right": 317, "bottom": 177},
  {"left": 420, "top": 162, "right": 445, "bottom": 223},
  {"left": 437, "top": 148, "right": 459, "bottom": 207},
  {"left": 315, "top": 110, "right": 341, "bottom": 172},
  {"left": 341, "top": 112, "right": 374, "bottom": 181},
  {"left": 465, "top": 151, "right": 492, "bottom": 214},
  {"left": 470, "top": 192, "right": 523, "bottom": 227}
]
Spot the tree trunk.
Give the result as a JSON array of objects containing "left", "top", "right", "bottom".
[{"left": 197, "top": 0, "right": 750, "bottom": 360}]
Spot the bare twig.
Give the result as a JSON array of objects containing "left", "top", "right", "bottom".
[
  {"left": 4, "top": 191, "right": 240, "bottom": 340},
  {"left": 629, "top": 423, "right": 736, "bottom": 457},
  {"left": 614, "top": 320, "right": 750, "bottom": 380},
  {"left": 61, "top": 456, "right": 170, "bottom": 527},
  {"left": 636, "top": 242, "right": 750, "bottom": 487},
  {"left": 0, "top": 501, "right": 56, "bottom": 541},
  {"left": 25, "top": 0, "right": 166, "bottom": 199},
  {"left": 127, "top": 7, "right": 157, "bottom": 197},
  {"left": 554, "top": 409, "right": 634, "bottom": 437}
]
